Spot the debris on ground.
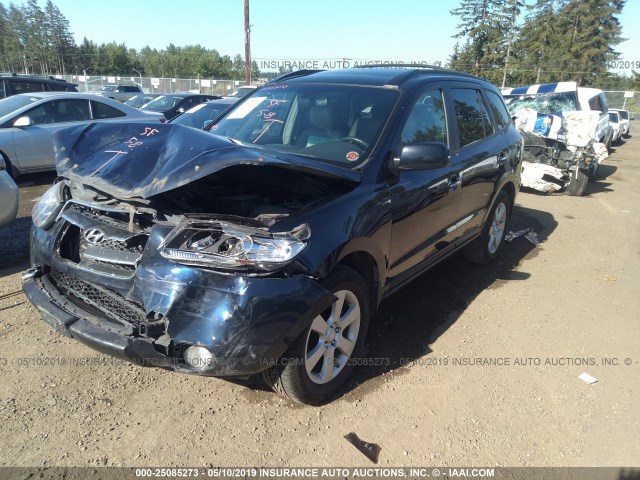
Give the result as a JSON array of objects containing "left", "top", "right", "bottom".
[{"left": 344, "top": 432, "right": 381, "bottom": 463}]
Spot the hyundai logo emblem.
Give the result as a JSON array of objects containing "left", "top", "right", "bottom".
[{"left": 84, "top": 228, "right": 105, "bottom": 244}]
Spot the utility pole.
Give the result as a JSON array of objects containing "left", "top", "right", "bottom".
[{"left": 244, "top": 0, "right": 251, "bottom": 84}]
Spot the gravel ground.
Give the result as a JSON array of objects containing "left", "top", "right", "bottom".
[{"left": 0, "top": 137, "right": 638, "bottom": 469}]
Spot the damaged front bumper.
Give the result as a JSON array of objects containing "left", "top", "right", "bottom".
[{"left": 24, "top": 221, "right": 333, "bottom": 377}]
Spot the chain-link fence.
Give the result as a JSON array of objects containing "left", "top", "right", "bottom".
[{"left": 58, "top": 74, "right": 249, "bottom": 96}]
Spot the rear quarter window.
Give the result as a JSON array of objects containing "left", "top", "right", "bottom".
[
  {"left": 91, "top": 101, "right": 127, "bottom": 119},
  {"left": 485, "top": 90, "right": 510, "bottom": 130}
]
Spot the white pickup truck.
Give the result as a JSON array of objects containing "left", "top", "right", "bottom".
[{"left": 502, "top": 81, "right": 613, "bottom": 196}]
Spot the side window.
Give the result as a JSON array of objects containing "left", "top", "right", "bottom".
[
  {"left": 400, "top": 88, "right": 447, "bottom": 146},
  {"left": 450, "top": 88, "right": 493, "bottom": 148},
  {"left": 12, "top": 81, "right": 45, "bottom": 94},
  {"left": 0, "top": 80, "right": 5, "bottom": 98},
  {"left": 27, "top": 99, "right": 90, "bottom": 124},
  {"left": 91, "top": 100, "right": 126, "bottom": 119},
  {"left": 58, "top": 100, "right": 91, "bottom": 121},
  {"left": 485, "top": 90, "right": 510, "bottom": 130}
]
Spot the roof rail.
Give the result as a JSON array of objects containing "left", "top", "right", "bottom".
[
  {"left": 355, "top": 63, "right": 448, "bottom": 70},
  {"left": 266, "top": 69, "right": 325, "bottom": 84},
  {"left": 0, "top": 72, "right": 69, "bottom": 82}
]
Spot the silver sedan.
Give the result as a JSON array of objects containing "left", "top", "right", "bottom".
[
  {"left": 0, "top": 92, "right": 165, "bottom": 176},
  {"left": 0, "top": 158, "right": 18, "bottom": 226}
]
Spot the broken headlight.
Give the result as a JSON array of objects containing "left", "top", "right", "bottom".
[
  {"left": 160, "top": 219, "right": 310, "bottom": 271},
  {"left": 32, "top": 182, "right": 66, "bottom": 230}
]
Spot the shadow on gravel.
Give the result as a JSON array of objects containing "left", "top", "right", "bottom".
[
  {"left": 0, "top": 217, "right": 32, "bottom": 276},
  {"left": 234, "top": 205, "right": 558, "bottom": 401},
  {"left": 0, "top": 172, "right": 56, "bottom": 277},
  {"left": 14, "top": 171, "right": 57, "bottom": 188}
]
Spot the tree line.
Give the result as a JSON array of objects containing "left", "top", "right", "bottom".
[
  {"left": 0, "top": 0, "right": 259, "bottom": 79},
  {"left": 0, "top": 0, "right": 638, "bottom": 91},
  {"left": 448, "top": 0, "right": 639, "bottom": 90}
]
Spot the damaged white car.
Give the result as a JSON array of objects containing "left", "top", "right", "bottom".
[{"left": 503, "top": 82, "right": 611, "bottom": 196}]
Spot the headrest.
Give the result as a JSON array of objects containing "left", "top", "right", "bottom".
[{"left": 309, "top": 105, "right": 336, "bottom": 130}]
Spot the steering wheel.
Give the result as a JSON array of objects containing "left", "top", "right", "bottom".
[{"left": 339, "top": 136, "right": 369, "bottom": 150}]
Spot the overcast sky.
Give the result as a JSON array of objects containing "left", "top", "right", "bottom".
[{"left": 52, "top": 0, "right": 639, "bottom": 75}]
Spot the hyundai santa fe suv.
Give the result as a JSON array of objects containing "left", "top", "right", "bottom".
[{"left": 23, "top": 67, "right": 522, "bottom": 404}]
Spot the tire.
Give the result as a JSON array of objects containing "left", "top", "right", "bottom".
[
  {"left": 463, "top": 191, "right": 511, "bottom": 265},
  {"left": 0, "top": 153, "right": 17, "bottom": 179},
  {"left": 262, "top": 265, "right": 370, "bottom": 405},
  {"left": 564, "top": 167, "right": 589, "bottom": 196}
]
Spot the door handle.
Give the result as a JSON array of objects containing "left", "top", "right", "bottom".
[
  {"left": 497, "top": 151, "right": 507, "bottom": 166},
  {"left": 448, "top": 174, "right": 461, "bottom": 192}
]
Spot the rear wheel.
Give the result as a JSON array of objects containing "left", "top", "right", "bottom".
[
  {"left": 262, "top": 265, "right": 370, "bottom": 405},
  {"left": 463, "top": 191, "right": 511, "bottom": 265}
]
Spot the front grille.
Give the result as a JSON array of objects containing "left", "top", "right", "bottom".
[
  {"left": 67, "top": 202, "right": 132, "bottom": 230},
  {"left": 57, "top": 201, "right": 151, "bottom": 277},
  {"left": 49, "top": 268, "right": 147, "bottom": 327}
]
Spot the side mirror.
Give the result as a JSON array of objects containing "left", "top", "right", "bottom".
[
  {"left": 395, "top": 142, "right": 450, "bottom": 170},
  {"left": 13, "top": 116, "right": 34, "bottom": 128}
]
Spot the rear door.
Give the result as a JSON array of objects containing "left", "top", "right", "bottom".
[
  {"left": 447, "top": 86, "right": 507, "bottom": 236},
  {"left": 388, "top": 85, "right": 464, "bottom": 280}
]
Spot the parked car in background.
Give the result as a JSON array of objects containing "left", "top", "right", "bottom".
[
  {"left": 141, "top": 93, "right": 221, "bottom": 120},
  {"left": 0, "top": 92, "right": 165, "bottom": 176},
  {"left": 1, "top": 73, "right": 77, "bottom": 99},
  {"left": 168, "top": 97, "right": 238, "bottom": 129},
  {"left": 502, "top": 81, "right": 611, "bottom": 195},
  {"left": 610, "top": 108, "right": 631, "bottom": 138},
  {"left": 88, "top": 84, "right": 142, "bottom": 103},
  {"left": 0, "top": 156, "right": 18, "bottom": 226},
  {"left": 23, "top": 67, "right": 522, "bottom": 405},
  {"left": 608, "top": 110, "right": 623, "bottom": 145},
  {"left": 125, "top": 94, "right": 162, "bottom": 109},
  {"left": 228, "top": 85, "right": 257, "bottom": 98}
]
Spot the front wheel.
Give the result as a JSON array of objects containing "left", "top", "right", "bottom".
[
  {"left": 463, "top": 191, "right": 512, "bottom": 265},
  {"left": 262, "top": 266, "right": 370, "bottom": 405},
  {"left": 564, "top": 167, "right": 589, "bottom": 196}
]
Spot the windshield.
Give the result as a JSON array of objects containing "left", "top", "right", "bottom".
[
  {"left": 170, "top": 101, "right": 234, "bottom": 129},
  {"left": 504, "top": 91, "right": 578, "bottom": 115},
  {"left": 210, "top": 84, "right": 398, "bottom": 168},
  {"left": 609, "top": 112, "right": 619, "bottom": 122},
  {"left": 0, "top": 95, "right": 40, "bottom": 118},
  {"left": 618, "top": 110, "right": 629, "bottom": 120},
  {"left": 143, "top": 95, "right": 182, "bottom": 111}
]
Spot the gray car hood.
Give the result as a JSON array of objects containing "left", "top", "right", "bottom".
[{"left": 54, "top": 123, "right": 361, "bottom": 199}]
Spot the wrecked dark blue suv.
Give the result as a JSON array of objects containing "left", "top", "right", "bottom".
[{"left": 23, "top": 67, "right": 522, "bottom": 404}]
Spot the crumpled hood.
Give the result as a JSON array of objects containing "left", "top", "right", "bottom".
[{"left": 54, "top": 123, "right": 361, "bottom": 199}]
